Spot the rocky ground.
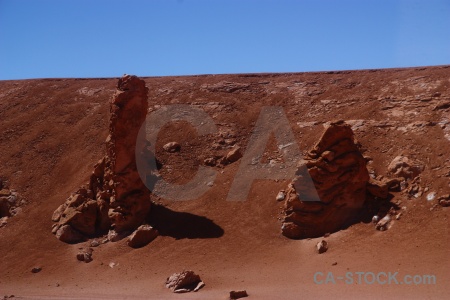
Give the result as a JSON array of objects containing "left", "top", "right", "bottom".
[{"left": 0, "top": 66, "right": 449, "bottom": 299}]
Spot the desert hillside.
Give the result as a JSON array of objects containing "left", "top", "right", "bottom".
[{"left": 0, "top": 66, "right": 449, "bottom": 299}]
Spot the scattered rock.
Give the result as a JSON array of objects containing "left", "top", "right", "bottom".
[
  {"left": 31, "top": 267, "right": 42, "bottom": 273},
  {"left": 276, "top": 191, "right": 286, "bottom": 201},
  {"left": 55, "top": 225, "right": 85, "bottom": 244},
  {"left": 367, "top": 177, "right": 402, "bottom": 198},
  {"left": 193, "top": 281, "right": 205, "bottom": 292},
  {"left": 376, "top": 215, "right": 391, "bottom": 231},
  {"left": 76, "top": 248, "right": 93, "bottom": 263},
  {"left": 372, "top": 215, "right": 379, "bottom": 224},
  {"left": 89, "top": 239, "right": 101, "bottom": 247},
  {"left": 0, "top": 189, "right": 10, "bottom": 197},
  {"left": 6, "top": 194, "right": 17, "bottom": 205},
  {"left": 204, "top": 157, "right": 216, "bottom": 166},
  {"left": 439, "top": 199, "right": 450, "bottom": 207},
  {"left": 0, "top": 216, "right": 8, "bottom": 228},
  {"left": 388, "top": 155, "right": 424, "bottom": 180},
  {"left": 230, "top": 290, "right": 248, "bottom": 299},
  {"left": 226, "top": 146, "right": 242, "bottom": 163},
  {"left": 316, "top": 240, "right": 328, "bottom": 254},
  {"left": 282, "top": 121, "right": 370, "bottom": 239},
  {"left": 59, "top": 199, "right": 98, "bottom": 236},
  {"left": 163, "top": 142, "right": 181, "bottom": 153},
  {"left": 217, "top": 156, "right": 228, "bottom": 165},
  {"left": 127, "top": 224, "right": 159, "bottom": 248},
  {"left": 281, "top": 222, "right": 303, "bottom": 239},
  {"left": 107, "top": 229, "right": 128, "bottom": 242},
  {"left": 108, "top": 262, "right": 118, "bottom": 268},
  {"left": 438, "top": 194, "right": 450, "bottom": 200},
  {"left": 332, "top": 262, "right": 338, "bottom": 266},
  {"left": 426, "top": 192, "right": 436, "bottom": 201},
  {"left": 166, "top": 270, "right": 203, "bottom": 293},
  {"left": 407, "top": 183, "right": 422, "bottom": 197},
  {"left": 0, "top": 181, "right": 23, "bottom": 221},
  {"left": 429, "top": 204, "right": 439, "bottom": 211},
  {"left": 9, "top": 207, "right": 22, "bottom": 216},
  {"left": 51, "top": 204, "right": 65, "bottom": 222}
]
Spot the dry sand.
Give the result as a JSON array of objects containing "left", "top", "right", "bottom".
[{"left": 0, "top": 66, "right": 449, "bottom": 299}]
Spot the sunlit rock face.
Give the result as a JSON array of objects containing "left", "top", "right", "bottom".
[
  {"left": 281, "top": 121, "right": 370, "bottom": 239},
  {"left": 52, "top": 75, "right": 151, "bottom": 242}
]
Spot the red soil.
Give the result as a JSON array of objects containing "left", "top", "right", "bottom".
[{"left": 0, "top": 66, "right": 449, "bottom": 299}]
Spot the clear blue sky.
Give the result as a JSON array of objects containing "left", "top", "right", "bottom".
[{"left": 1, "top": 0, "right": 449, "bottom": 80}]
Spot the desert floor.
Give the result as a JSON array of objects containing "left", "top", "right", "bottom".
[{"left": 0, "top": 66, "right": 449, "bottom": 299}]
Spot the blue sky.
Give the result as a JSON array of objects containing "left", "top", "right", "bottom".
[{"left": 0, "top": 0, "right": 449, "bottom": 80}]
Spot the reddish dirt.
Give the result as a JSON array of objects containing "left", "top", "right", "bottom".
[{"left": 0, "top": 66, "right": 449, "bottom": 299}]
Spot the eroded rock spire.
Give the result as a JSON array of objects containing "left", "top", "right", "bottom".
[
  {"left": 281, "top": 121, "right": 370, "bottom": 239},
  {"left": 52, "top": 75, "right": 151, "bottom": 243}
]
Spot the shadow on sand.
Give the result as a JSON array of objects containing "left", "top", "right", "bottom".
[{"left": 147, "top": 204, "right": 224, "bottom": 239}]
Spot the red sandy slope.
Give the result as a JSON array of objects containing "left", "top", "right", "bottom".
[{"left": 0, "top": 66, "right": 449, "bottom": 299}]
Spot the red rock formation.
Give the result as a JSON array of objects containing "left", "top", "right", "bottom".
[
  {"left": 281, "top": 121, "right": 370, "bottom": 239},
  {"left": 52, "top": 75, "right": 151, "bottom": 242}
]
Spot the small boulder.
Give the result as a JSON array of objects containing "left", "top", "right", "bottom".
[
  {"left": 166, "top": 270, "right": 203, "bottom": 293},
  {"left": 439, "top": 199, "right": 450, "bottom": 207},
  {"left": 31, "top": 267, "right": 42, "bottom": 273},
  {"left": 76, "top": 247, "right": 93, "bottom": 263},
  {"left": 426, "top": 192, "right": 436, "bottom": 201},
  {"left": 163, "top": 142, "right": 181, "bottom": 153},
  {"left": 316, "top": 240, "right": 328, "bottom": 254},
  {"left": 226, "top": 147, "right": 242, "bottom": 163},
  {"left": 281, "top": 222, "right": 303, "bottom": 239},
  {"left": 0, "top": 216, "right": 8, "bottom": 228},
  {"left": 89, "top": 239, "right": 101, "bottom": 247},
  {"left": 367, "top": 177, "right": 403, "bottom": 199},
  {"left": 230, "top": 290, "right": 248, "bottom": 299},
  {"left": 7, "top": 193, "right": 17, "bottom": 205},
  {"left": 376, "top": 215, "right": 391, "bottom": 231},
  {"left": 204, "top": 158, "right": 216, "bottom": 166},
  {"left": 55, "top": 225, "right": 85, "bottom": 244},
  {"left": 51, "top": 204, "right": 66, "bottom": 222},
  {"left": 127, "top": 225, "right": 159, "bottom": 248},
  {"left": 388, "top": 155, "right": 424, "bottom": 180},
  {"left": 276, "top": 191, "right": 286, "bottom": 201},
  {"left": 107, "top": 229, "right": 127, "bottom": 242},
  {"left": 438, "top": 194, "right": 450, "bottom": 200},
  {"left": 193, "top": 281, "right": 205, "bottom": 292},
  {"left": 0, "top": 189, "right": 10, "bottom": 197}
]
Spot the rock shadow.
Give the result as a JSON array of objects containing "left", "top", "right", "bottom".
[
  {"left": 360, "top": 193, "right": 399, "bottom": 224},
  {"left": 147, "top": 204, "right": 224, "bottom": 239}
]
